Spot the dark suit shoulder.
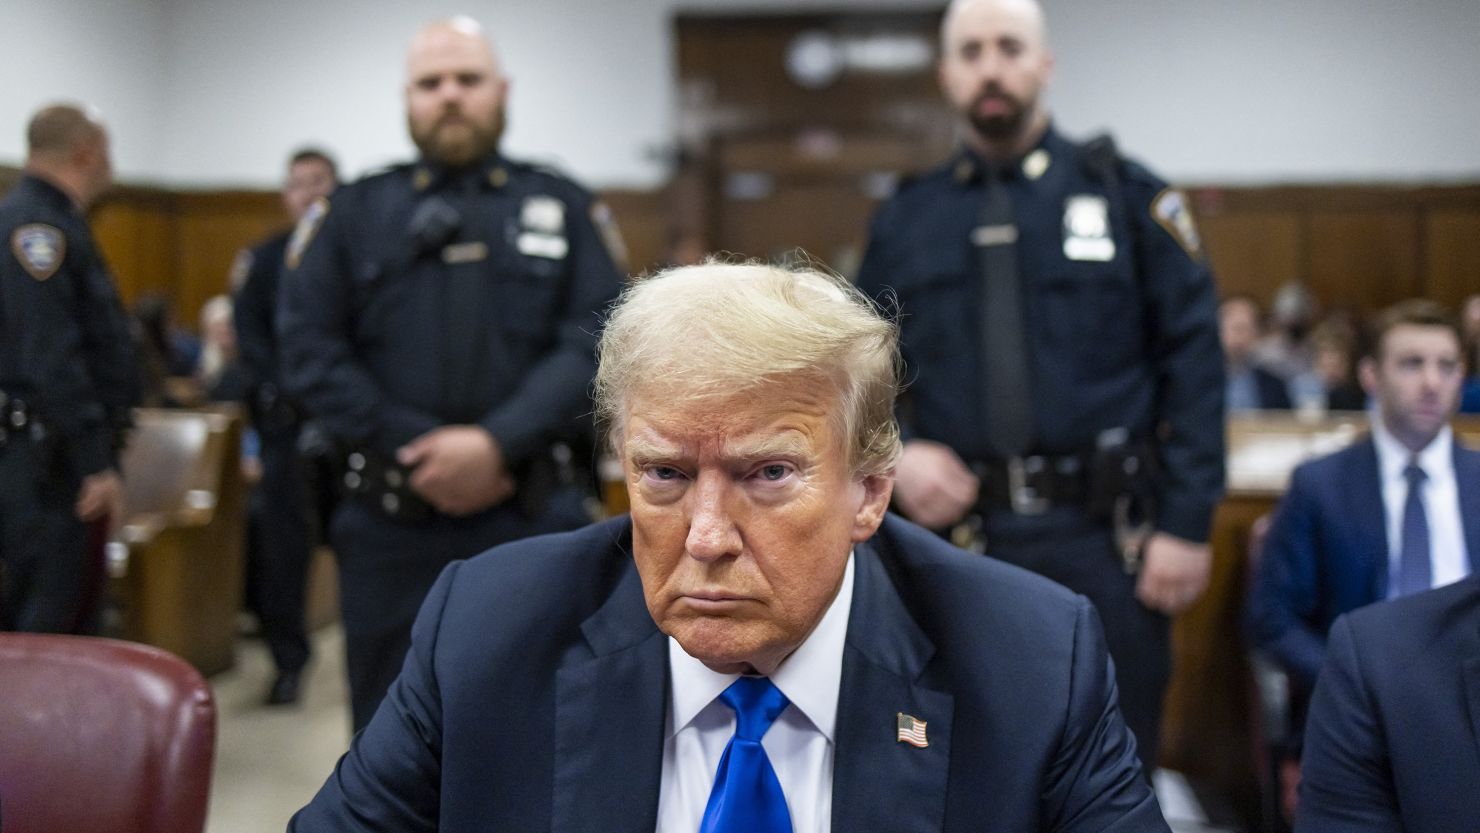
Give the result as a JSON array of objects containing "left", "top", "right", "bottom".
[
  {"left": 1342, "top": 574, "right": 1480, "bottom": 648},
  {"left": 1289, "top": 436, "right": 1375, "bottom": 488}
]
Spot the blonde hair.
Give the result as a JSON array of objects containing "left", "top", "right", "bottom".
[{"left": 594, "top": 259, "right": 902, "bottom": 478}]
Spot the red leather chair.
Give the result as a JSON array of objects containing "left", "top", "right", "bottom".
[{"left": 0, "top": 634, "right": 216, "bottom": 833}]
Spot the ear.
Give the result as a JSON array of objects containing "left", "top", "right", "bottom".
[
  {"left": 850, "top": 473, "right": 894, "bottom": 542},
  {"left": 1357, "top": 356, "right": 1378, "bottom": 395}
]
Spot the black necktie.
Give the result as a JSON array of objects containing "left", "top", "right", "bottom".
[
  {"left": 1396, "top": 460, "right": 1431, "bottom": 596},
  {"left": 977, "top": 164, "right": 1034, "bottom": 458}
]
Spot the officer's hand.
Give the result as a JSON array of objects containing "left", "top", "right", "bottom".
[
  {"left": 75, "top": 469, "right": 124, "bottom": 527},
  {"left": 1135, "top": 532, "right": 1212, "bottom": 615},
  {"left": 398, "top": 426, "right": 516, "bottom": 516},
  {"left": 893, "top": 440, "right": 979, "bottom": 530}
]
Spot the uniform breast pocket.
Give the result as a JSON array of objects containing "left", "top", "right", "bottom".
[
  {"left": 1037, "top": 268, "right": 1143, "bottom": 377},
  {"left": 496, "top": 257, "right": 566, "bottom": 339},
  {"left": 892, "top": 266, "right": 976, "bottom": 362}
]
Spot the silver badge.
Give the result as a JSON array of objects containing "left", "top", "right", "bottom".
[
  {"left": 1062, "top": 195, "right": 1115, "bottom": 262},
  {"left": 520, "top": 196, "right": 565, "bottom": 235}
]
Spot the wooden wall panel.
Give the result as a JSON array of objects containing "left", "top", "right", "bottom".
[
  {"left": 1423, "top": 210, "right": 1480, "bottom": 308},
  {"left": 1197, "top": 209, "right": 1303, "bottom": 301},
  {"left": 600, "top": 189, "right": 669, "bottom": 277},
  {"left": 91, "top": 196, "right": 176, "bottom": 307},
  {"left": 172, "top": 192, "right": 284, "bottom": 328},
  {"left": 1306, "top": 210, "right": 1422, "bottom": 311}
]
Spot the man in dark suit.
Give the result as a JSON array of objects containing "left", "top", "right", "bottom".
[
  {"left": 1249, "top": 299, "right": 1478, "bottom": 694},
  {"left": 291, "top": 261, "right": 1167, "bottom": 831},
  {"left": 1295, "top": 575, "right": 1480, "bottom": 832}
]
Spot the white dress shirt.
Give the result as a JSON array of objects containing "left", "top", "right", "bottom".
[
  {"left": 655, "top": 553, "right": 854, "bottom": 833},
  {"left": 1371, "top": 418, "right": 1472, "bottom": 597}
]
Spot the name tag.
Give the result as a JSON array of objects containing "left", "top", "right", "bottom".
[
  {"left": 442, "top": 241, "right": 488, "bottom": 264},
  {"left": 971, "top": 224, "right": 1018, "bottom": 247},
  {"left": 517, "top": 232, "right": 569, "bottom": 260}
]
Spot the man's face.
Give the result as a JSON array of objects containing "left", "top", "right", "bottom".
[
  {"left": 405, "top": 26, "right": 507, "bottom": 167},
  {"left": 1360, "top": 324, "right": 1465, "bottom": 450},
  {"left": 938, "top": 0, "right": 1053, "bottom": 144},
  {"left": 282, "top": 158, "right": 336, "bottom": 222},
  {"left": 1219, "top": 299, "right": 1261, "bottom": 365},
  {"left": 621, "top": 380, "right": 891, "bottom": 676}
]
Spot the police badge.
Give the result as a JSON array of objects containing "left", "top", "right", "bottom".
[
  {"left": 1062, "top": 195, "right": 1115, "bottom": 262},
  {"left": 11, "top": 224, "right": 65, "bottom": 281}
]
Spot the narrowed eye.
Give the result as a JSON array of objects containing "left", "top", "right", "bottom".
[{"left": 647, "top": 466, "right": 682, "bottom": 481}]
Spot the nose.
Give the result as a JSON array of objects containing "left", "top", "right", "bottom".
[{"left": 685, "top": 471, "right": 741, "bottom": 562}]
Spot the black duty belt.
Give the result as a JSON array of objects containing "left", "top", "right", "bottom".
[
  {"left": 341, "top": 448, "right": 433, "bottom": 522},
  {"left": 971, "top": 454, "right": 1089, "bottom": 516},
  {"left": 0, "top": 392, "right": 39, "bottom": 447}
]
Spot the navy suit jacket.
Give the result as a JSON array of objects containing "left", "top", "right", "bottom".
[
  {"left": 291, "top": 514, "right": 1167, "bottom": 832},
  {"left": 1248, "top": 436, "right": 1480, "bottom": 689},
  {"left": 1295, "top": 576, "right": 1480, "bottom": 832}
]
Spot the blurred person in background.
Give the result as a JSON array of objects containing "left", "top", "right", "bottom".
[{"left": 1221, "top": 295, "right": 1292, "bottom": 412}]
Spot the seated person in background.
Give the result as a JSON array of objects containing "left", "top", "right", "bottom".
[
  {"left": 1295, "top": 575, "right": 1480, "bottom": 833},
  {"left": 1308, "top": 318, "right": 1366, "bottom": 412},
  {"left": 1248, "top": 298, "right": 1479, "bottom": 741},
  {"left": 1221, "top": 294, "right": 1292, "bottom": 412},
  {"left": 196, "top": 294, "right": 248, "bottom": 403},
  {"left": 290, "top": 261, "right": 1168, "bottom": 832},
  {"left": 1462, "top": 294, "right": 1480, "bottom": 413}
]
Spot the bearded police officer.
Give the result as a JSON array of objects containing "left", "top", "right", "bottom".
[
  {"left": 233, "top": 147, "right": 340, "bottom": 705},
  {"left": 280, "top": 18, "right": 625, "bottom": 729},
  {"left": 856, "top": 0, "right": 1225, "bottom": 772},
  {"left": 0, "top": 103, "right": 138, "bottom": 633}
]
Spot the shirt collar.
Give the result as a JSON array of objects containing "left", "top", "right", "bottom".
[
  {"left": 1371, "top": 412, "right": 1452, "bottom": 482},
  {"left": 667, "top": 551, "right": 855, "bottom": 743}
]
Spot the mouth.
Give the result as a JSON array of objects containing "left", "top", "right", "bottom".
[{"left": 680, "top": 591, "right": 751, "bottom": 612}]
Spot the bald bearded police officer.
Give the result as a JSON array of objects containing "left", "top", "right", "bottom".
[
  {"left": 1, "top": 103, "right": 138, "bottom": 632},
  {"left": 856, "top": 0, "right": 1224, "bottom": 772},
  {"left": 280, "top": 18, "right": 625, "bottom": 729}
]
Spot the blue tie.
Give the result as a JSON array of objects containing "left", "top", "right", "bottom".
[
  {"left": 699, "top": 676, "right": 793, "bottom": 833},
  {"left": 1397, "top": 461, "right": 1432, "bottom": 597}
]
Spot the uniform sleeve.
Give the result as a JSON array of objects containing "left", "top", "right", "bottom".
[
  {"left": 1246, "top": 467, "right": 1329, "bottom": 689},
  {"left": 1044, "top": 597, "right": 1171, "bottom": 832},
  {"left": 476, "top": 194, "right": 623, "bottom": 466},
  {"left": 289, "top": 562, "right": 456, "bottom": 832},
  {"left": 1127, "top": 176, "right": 1226, "bottom": 542},
  {"left": 1293, "top": 615, "right": 1399, "bottom": 832},
  {"left": 233, "top": 246, "right": 274, "bottom": 399},
  {"left": 73, "top": 239, "right": 139, "bottom": 472},
  {"left": 277, "top": 195, "right": 442, "bottom": 455}
]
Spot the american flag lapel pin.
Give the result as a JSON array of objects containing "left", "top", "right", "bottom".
[{"left": 896, "top": 713, "right": 928, "bottom": 748}]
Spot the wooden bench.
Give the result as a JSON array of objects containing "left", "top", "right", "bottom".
[{"left": 114, "top": 407, "right": 247, "bottom": 676}]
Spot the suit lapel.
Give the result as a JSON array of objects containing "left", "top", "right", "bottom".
[
  {"left": 552, "top": 554, "right": 668, "bottom": 833},
  {"left": 832, "top": 539, "right": 953, "bottom": 833},
  {"left": 1453, "top": 445, "right": 1480, "bottom": 575},
  {"left": 1349, "top": 438, "right": 1391, "bottom": 599}
]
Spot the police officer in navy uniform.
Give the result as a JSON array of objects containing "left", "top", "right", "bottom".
[
  {"left": 0, "top": 103, "right": 138, "bottom": 633},
  {"left": 856, "top": 0, "right": 1224, "bottom": 773},
  {"left": 232, "top": 147, "right": 339, "bottom": 705},
  {"left": 280, "top": 17, "right": 625, "bottom": 730}
]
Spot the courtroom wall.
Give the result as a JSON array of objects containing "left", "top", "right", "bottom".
[{"left": 2, "top": 0, "right": 1478, "bottom": 188}]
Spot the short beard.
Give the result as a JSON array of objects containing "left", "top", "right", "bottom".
[
  {"left": 409, "top": 105, "right": 505, "bottom": 168},
  {"left": 965, "top": 88, "right": 1029, "bottom": 143}
]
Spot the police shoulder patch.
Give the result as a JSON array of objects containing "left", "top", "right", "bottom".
[
  {"left": 11, "top": 223, "right": 66, "bottom": 281},
  {"left": 590, "top": 200, "right": 629, "bottom": 272},
  {"left": 1150, "top": 188, "right": 1204, "bottom": 261},
  {"left": 285, "top": 197, "right": 330, "bottom": 269}
]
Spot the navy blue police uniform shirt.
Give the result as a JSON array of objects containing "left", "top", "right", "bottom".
[
  {"left": 277, "top": 154, "right": 625, "bottom": 470},
  {"left": 0, "top": 174, "right": 138, "bottom": 475},
  {"left": 856, "top": 126, "right": 1225, "bottom": 542}
]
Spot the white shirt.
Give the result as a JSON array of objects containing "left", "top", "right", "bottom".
[
  {"left": 1371, "top": 418, "right": 1472, "bottom": 597},
  {"left": 655, "top": 553, "right": 854, "bottom": 833}
]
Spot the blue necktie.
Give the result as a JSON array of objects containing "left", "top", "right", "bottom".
[
  {"left": 699, "top": 676, "right": 793, "bottom": 833},
  {"left": 1397, "top": 461, "right": 1431, "bottom": 596}
]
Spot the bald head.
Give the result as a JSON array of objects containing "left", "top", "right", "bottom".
[
  {"left": 405, "top": 17, "right": 508, "bottom": 167},
  {"left": 24, "top": 103, "right": 113, "bottom": 208},
  {"left": 938, "top": 0, "right": 1054, "bottom": 158}
]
